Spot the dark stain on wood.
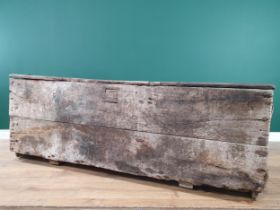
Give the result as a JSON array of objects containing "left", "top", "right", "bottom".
[
  {"left": 255, "top": 150, "right": 268, "bottom": 157},
  {"left": 115, "top": 161, "right": 145, "bottom": 176},
  {"left": 257, "top": 137, "right": 268, "bottom": 146}
]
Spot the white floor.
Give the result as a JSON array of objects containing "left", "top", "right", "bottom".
[{"left": 1, "top": 129, "right": 279, "bottom": 142}]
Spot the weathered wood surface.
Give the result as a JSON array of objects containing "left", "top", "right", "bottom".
[
  {"left": 9, "top": 74, "right": 274, "bottom": 195},
  {"left": 10, "top": 73, "right": 276, "bottom": 90},
  {"left": 10, "top": 116, "right": 268, "bottom": 193},
  {"left": 10, "top": 76, "right": 273, "bottom": 146},
  {"left": 2, "top": 140, "right": 280, "bottom": 209}
]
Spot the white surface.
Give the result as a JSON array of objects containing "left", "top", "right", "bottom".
[
  {"left": 0, "top": 130, "right": 10, "bottom": 139},
  {"left": 269, "top": 132, "right": 280, "bottom": 142},
  {"left": 0, "top": 130, "right": 279, "bottom": 142}
]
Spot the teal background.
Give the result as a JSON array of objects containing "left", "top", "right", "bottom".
[{"left": 0, "top": 0, "right": 279, "bottom": 130}]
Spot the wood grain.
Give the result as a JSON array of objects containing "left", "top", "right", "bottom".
[
  {"left": 10, "top": 73, "right": 276, "bottom": 90},
  {"left": 10, "top": 117, "right": 268, "bottom": 193},
  {"left": 9, "top": 77, "right": 273, "bottom": 146}
]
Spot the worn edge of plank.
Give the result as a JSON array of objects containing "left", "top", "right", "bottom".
[{"left": 9, "top": 74, "right": 276, "bottom": 90}]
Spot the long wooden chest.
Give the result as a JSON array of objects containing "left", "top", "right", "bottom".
[{"left": 9, "top": 74, "right": 274, "bottom": 197}]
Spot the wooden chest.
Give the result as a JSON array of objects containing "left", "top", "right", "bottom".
[{"left": 9, "top": 74, "right": 274, "bottom": 197}]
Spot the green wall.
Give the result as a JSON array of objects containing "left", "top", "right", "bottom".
[{"left": 0, "top": 0, "right": 279, "bottom": 130}]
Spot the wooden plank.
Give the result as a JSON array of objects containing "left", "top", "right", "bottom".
[
  {"left": 9, "top": 77, "right": 273, "bottom": 146},
  {"left": 10, "top": 116, "right": 268, "bottom": 193},
  {"left": 1, "top": 140, "right": 280, "bottom": 209},
  {"left": 10, "top": 74, "right": 276, "bottom": 90}
]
